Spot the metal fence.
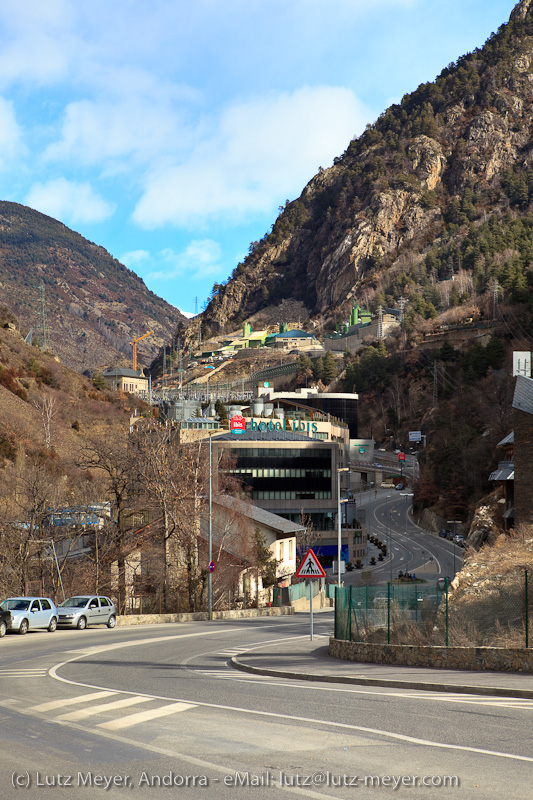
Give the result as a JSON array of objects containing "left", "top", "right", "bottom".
[{"left": 334, "top": 571, "right": 532, "bottom": 648}]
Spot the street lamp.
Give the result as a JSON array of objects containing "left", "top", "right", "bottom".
[
  {"left": 208, "top": 434, "right": 213, "bottom": 620},
  {"left": 401, "top": 493, "right": 414, "bottom": 574},
  {"left": 337, "top": 467, "right": 349, "bottom": 586}
]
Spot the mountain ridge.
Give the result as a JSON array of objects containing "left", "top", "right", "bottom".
[
  {"left": 197, "top": 0, "right": 533, "bottom": 339},
  {"left": 0, "top": 201, "right": 186, "bottom": 373}
]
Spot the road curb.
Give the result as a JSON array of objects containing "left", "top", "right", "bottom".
[{"left": 230, "top": 657, "right": 533, "bottom": 699}]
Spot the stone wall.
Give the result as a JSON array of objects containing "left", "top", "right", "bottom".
[
  {"left": 117, "top": 606, "right": 293, "bottom": 626},
  {"left": 329, "top": 638, "right": 533, "bottom": 672}
]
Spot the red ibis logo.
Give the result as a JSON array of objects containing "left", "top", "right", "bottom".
[{"left": 230, "top": 414, "right": 246, "bottom": 434}]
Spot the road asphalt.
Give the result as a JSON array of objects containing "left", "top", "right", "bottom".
[{"left": 232, "top": 612, "right": 533, "bottom": 699}]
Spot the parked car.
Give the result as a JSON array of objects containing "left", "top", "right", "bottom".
[
  {"left": 395, "top": 483, "right": 405, "bottom": 491},
  {"left": 57, "top": 595, "right": 116, "bottom": 629},
  {"left": 0, "top": 608, "right": 11, "bottom": 637},
  {"left": 0, "top": 597, "right": 58, "bottom": 634}
]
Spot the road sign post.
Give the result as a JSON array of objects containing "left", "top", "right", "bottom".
[{"left": 295, "top": 549, "right": 326, "bottom": 641}]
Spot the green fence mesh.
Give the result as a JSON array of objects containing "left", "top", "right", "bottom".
[{"left": 334, "top": 572, "right": 532, "bottom": 648}]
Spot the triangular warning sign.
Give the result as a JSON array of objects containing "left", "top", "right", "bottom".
[{"left": 295, "top": 548, "right": 326, "bottom": 579}]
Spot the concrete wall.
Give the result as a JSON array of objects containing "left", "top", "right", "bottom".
[
  {"left": 329, "top": 638, "right": 533, "bottom": 672},
  {"left": 117, "top": 607, "right": 294, "bottom": 626}
]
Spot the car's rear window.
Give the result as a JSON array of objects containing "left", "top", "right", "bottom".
[{"left": 2, "top": 599, "right": 31, "bottom": 611}]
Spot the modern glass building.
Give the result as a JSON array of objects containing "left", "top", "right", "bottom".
[{"left": 213, "top": 429, "right": 343, "bottom": 533}]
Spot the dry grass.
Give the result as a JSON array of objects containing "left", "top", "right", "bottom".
[{"left": 352, "top": 532, "right": 533, "bottom": 647}]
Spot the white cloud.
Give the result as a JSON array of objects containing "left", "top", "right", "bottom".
[
  {"left": 132, "top": 85, "right": 370, "bottom": 229},
  {"left": 0, "top": 97, "right": 24, "bottom": 164},
  {"left": 25, "top": 178, "right": 115, "bottom": 224},
  {"left": 121, "top": 239, "right": 223, "bottom": 282},
  {"left": 0, "top": 1, "right": 76, "bottom": 86},
  {"left": 120, "top": 249, "right": 150, "bottom": 266},
  {"left": 44, "top": 82, "right": 200, "bottom": 169}
]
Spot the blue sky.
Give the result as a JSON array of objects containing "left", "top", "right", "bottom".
[{"left": 0, "top": 0, "right": 517, "bottom": 315}]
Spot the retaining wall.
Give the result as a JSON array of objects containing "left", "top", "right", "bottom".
[
  {"left": 116, "top": 606, "right": 293, "bottom": 626},
  {"left": 329, "top": 638, "right": 533, "bottom": 672}
]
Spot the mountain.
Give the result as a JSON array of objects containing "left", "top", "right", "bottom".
[
  {"left": 199, "top": 0, "right": 533, "bottom": 337},
  {"left": 0, "top": 317, "right": 136, "bottom": 462},
  {"left": 0, "top": 202, "right": 186, "bottom": 373}
]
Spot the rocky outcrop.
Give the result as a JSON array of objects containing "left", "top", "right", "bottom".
[{"left": 200, "top": 1, "right": 533, "bottom": 330}]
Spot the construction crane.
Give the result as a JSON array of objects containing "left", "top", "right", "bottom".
[{"left": 131, "top": 331, "right": 153, "bottom": 371}]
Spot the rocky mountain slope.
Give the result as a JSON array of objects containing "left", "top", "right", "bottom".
[
  {"left": 0, "top": 202, "right": 186, "bottom": 373},
  {"left": 200, "top": 0, "right": 533, "bottom": 336}
]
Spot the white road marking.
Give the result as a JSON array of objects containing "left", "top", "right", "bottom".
[
  {"left": 98, "top": 701, "right": 196, "bottom": 730},
  {"left": 42, "top": 633, "right": 533, "bottom": 763},
  {"left": 31, "top": 691, "right": 117, "bottom": 712},
  {"left": 0, "top": 670, "right": 48, "bottom": 677},
  {"left": 57, "top": 695, "right": 153, "bottom": 721}
]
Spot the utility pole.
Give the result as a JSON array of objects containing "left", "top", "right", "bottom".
[
  {"left": 38, "top": 281, "right": 49, "bottom": 351},
  {"left": 398, "top": 297, "right": 406, "bottom": 364},
  {"left": 492, "top": 280, "right": 502, "bottom": 321},
  {"left": 377, "top": 305, "right": 383, "bottom": 340}
]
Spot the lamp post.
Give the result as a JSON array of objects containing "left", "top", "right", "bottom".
[
  {"left": 208, "top": 434, "right": 213, "bottom": 620},
  {"left": 401, "top": 493, "right": 414, "bottom": 573},
  {"left": 337, "top": 467, "right": 349, "bottom": 586}
]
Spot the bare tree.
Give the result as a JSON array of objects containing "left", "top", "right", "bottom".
[
  {"left": 32, "top": 395, "right": 58, "bottom": 450},
  {"left": 79, "top": 431, "right": 137, "bottom": 614}
]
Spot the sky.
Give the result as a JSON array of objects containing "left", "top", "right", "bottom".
[{"left": 0, "top": 0, "right": 518, "bottom": 316}]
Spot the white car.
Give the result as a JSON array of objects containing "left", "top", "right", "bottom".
[{"left": 0, "top": 597, "right": 58, "bottom": 634}]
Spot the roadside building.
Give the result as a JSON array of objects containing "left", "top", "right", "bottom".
[
  {"left": 265, "top": 329, "right": 319, "bottom": 350},
  {"left": 510, "top": 374, "right": 533, "bottom": 526},
  {"left": 102, "top": 367, "right": 149, "bottom": 398},
  {"left": 213, "top": 428, "right": 366, "bottom": 566},
  {"left": 489, "top": 431, "right": 514, "bottom": 530}
]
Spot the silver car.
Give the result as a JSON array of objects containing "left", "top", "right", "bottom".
[
  {"left": 0, "top": 597, "right": 58, "bottom": 634},
  {"left": 57, "top": 596, "right": 116, "bottom": 629}
]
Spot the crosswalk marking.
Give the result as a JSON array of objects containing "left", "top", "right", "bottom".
[
  {"left": 31, "top": 691, "right": 116, "bottom": 712},
  {"left": 98, "top": 701, "right": 196, "bottom": 731},
  {"left": 57, "top": 696, "right": 152, "bottom": 722},
  {"left": 0, "top": 670, "right": 48, "bottom": 678}
]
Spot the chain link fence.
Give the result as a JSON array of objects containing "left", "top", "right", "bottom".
[{"left": 334, "top": 571, "right": 532, "bottom": 648}]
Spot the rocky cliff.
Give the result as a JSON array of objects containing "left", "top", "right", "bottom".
[{"left": 200, "top": 0, "right": 533, "bottom": 334}]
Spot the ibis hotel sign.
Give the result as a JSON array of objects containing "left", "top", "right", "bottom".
[
  {"left": 230, "top": 415, "right": 318, "bottom": 435},
  {"left": 230, "top": 414, "right": 246, "bottom": 434}
]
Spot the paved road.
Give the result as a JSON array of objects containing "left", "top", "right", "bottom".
[
  {"left": 343, "top": 489, "right": 463, "bottom": 584},
  {"left": 0, "top": 616, "right": 531, "bottom": 799}
]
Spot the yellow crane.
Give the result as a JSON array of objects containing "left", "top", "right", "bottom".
[{"left": 130, "top": 331, "right": 153, "bottom": 371}]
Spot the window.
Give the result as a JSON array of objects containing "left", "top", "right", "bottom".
[
  {"left": 289, "top": 539, "right": 293, "bottom": 560},
  {"left": 41, "top": 599, "right": 51, "bottom": 610},
  {"left": 279, "top": 541, "right": 284, "bottom": 561},
  {"left": 31, "top": 600, "right": 40, "bottom": 611},
  {"left": 99, "top": 597, "right": 110, "bottom": 607}
]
